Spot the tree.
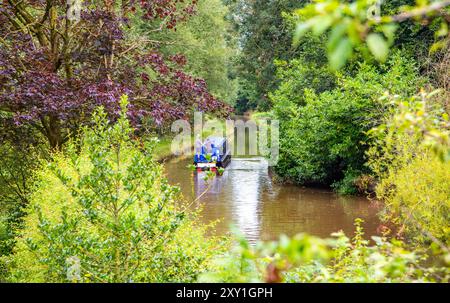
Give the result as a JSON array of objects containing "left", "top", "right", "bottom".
[
  {"left": 272, "top": 53, "right": 424, "bottom": 192},
  {"left": 7, "top": 96, "right": 224, "bottom": 282},
  {"left": 149, "top": 0, "right": 239, "bottom": 105},
  {"left": 0, "top": 0, "right": 231, "bottom": 149},
  {"left": 227, "top": 0, "right": 307, "bottom": 110},
  {"left": 293, "top": 0, "right": 450, "bottom": 69}
]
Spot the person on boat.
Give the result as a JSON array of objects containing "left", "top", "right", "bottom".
[
  {"left": 211, "top": 143, "right": 220, "bottom": 162},
  {"left": 194, "top": 135, "right": 207, "bottom": 163},
  {"left": 204, "top": 138, "right": 212, "bottom": 154}
]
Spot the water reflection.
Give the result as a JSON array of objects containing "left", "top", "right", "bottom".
[
  {"left": 227, "top": 159, "right": 268, "bottom": 241},
  {"left": 165, "top": 157, "right": 381, "bottom": 244}
]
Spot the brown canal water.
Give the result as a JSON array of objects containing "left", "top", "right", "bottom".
[{"left": 165, "top": 157, "right": 382, "bottom": 244}]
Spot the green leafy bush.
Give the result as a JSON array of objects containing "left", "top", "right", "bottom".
[
  {"left": 377, "top": 152, "right": 450, "bottom": 246},
  {"left": 200, "top": 220, "right": 449, "bottom": 283},
  {"left": 0, "top": 216, "right": 9, "bottom": 281},
  {"left": 270, "top": 59, "right": 336, "bottom": 114},
  {"left": 5, "top": 96, "right": 225, "bottom": 282},
  {"left": 367, "top": 91, "right": 450, "bottom": 246},
  {"left": 143, "top": 0, "right": 238, "bottom": 104},
  {"left": 0, "top": 132, "right": 44, "bottom": 270},
  {"left": 293, "top": 0, "right": 448, "bottom": 69},
  {"left": 272, "top": 53, "right": 424, "bottom": 191}
]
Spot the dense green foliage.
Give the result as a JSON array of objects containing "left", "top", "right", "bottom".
[
  {"left": 151, "top": 0, "right": 239, "bottom": 104},
  {"left": 200, "top": 220, "right": 449, "bottom": 282},
  {"left": 269, "top": 58, "right": 336, "bottom": 108},
  {"left": 260, "top": 2, "right": 450, "bottom": 278},
  {"left": 265, "top": 0, "right": 450, "bottom": 278},
  {"left": 272, "top": 53, "right": 424, "bottom": 192},
  {"left": 293, "top": 0, "right": 448, "bottom": 69},
  {"left": 367, "top": 91, "right": 450, "bottom": 246},
  {"left": 2, "top": 97, "right": 225, "bottom": 282},
  {"left": 0, "top": 0, "right": 449, "bottom": 284},
  {"left": 0, "top": 120, "right": 46, "bottom": 264},
  {"left": 228, "top": 0, "right": 307, "bottom": 111}
]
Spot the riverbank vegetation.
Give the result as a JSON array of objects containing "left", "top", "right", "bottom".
[
  {"left": 3, "top": 97, "right": 226, "bottom": 282},
  {"left": 0, "top": 0, "right": 449, "bottom": 282},
  {"left": 201, "top": 219, "right": 449, "bottom": 282},
  {"left": 226, "top": 0, "right": 450, "bottom": 281}
]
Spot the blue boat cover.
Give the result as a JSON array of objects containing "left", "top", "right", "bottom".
[{"left": 194, "top": 137, "right": 226, "bottom": 163}]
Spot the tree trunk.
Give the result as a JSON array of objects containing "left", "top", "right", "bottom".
[{"left": 41, "top": 115, "right": 64, "bottom": 150}]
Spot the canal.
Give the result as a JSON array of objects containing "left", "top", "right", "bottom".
[{"left": 165, "top": 156, "right": 382, "bottom": 243}]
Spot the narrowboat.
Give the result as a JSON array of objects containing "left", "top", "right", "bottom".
[{"left": 193, "top": 136, "right": 231, "bottom": 170}]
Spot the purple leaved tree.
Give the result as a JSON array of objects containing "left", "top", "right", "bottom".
[{"left": 0, "top": 0, "right": 231, "bottom": 149}]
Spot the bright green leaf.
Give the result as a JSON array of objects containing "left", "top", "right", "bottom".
[
  {"left": 293, "top": 22, "right": 312, "bottom": 46},
  {"left": 367, "top": 33, "right": 389, "bottom": 62},
  {"left": 327, "top": 23, "right": 348, "bottom": 52},
  {"left": 380, "top": 24, "right": 398, "bottom": 43},
  {"left": 328, "top": 37, "right": 353, "bottom": 70},
  {"left": 312, "top": 15, "right": 334, "bottom": 36}
]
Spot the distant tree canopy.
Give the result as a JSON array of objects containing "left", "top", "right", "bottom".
[
  {"left": 227, "top": 0, "right": 307, "bottom": 111},
  {"left": 229, "top": 0, "right": 449, "bottom": 112},
  {"left": 293, "top": 0, "right": 449, "bottom": 69},
  {"left": 0, "top": 0, "right": 231, "bottom": 149},
  {"left": 150, "top": 0, "right": 239, "bottom": 105},
  {"left": 269, "top": 0, "right": 449, "bottom": 194}
]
